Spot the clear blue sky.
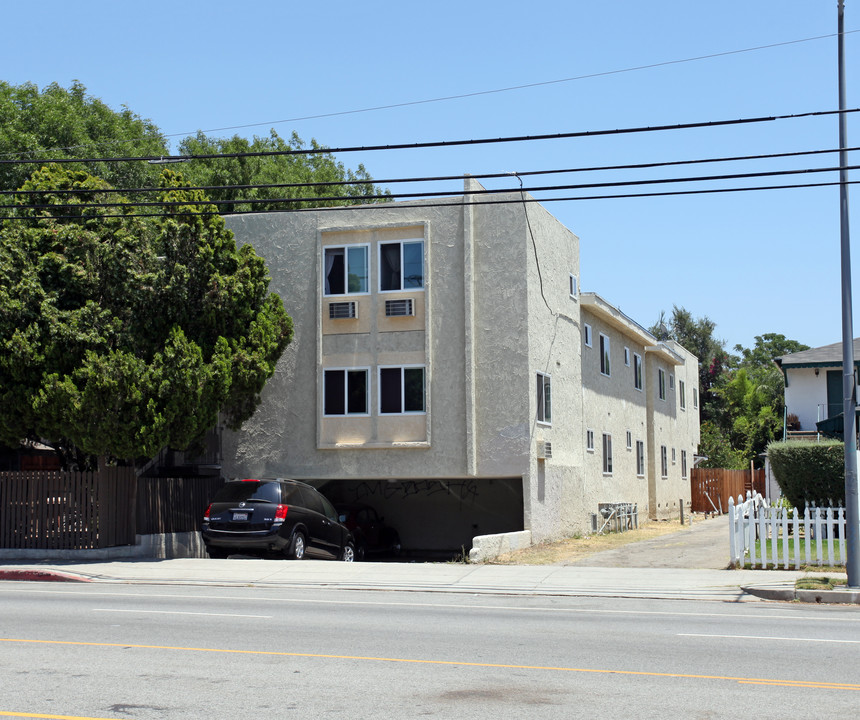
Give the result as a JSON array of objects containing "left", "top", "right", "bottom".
[{"left": 2, "top": 0, "right": 858, "bottom": 354}]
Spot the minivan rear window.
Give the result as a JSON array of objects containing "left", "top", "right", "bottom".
[{"left": 212, "top": 481, "right": 281, "bottom": 504}]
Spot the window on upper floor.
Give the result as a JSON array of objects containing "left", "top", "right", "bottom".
[
  {"left": 633, "top": 353, "right": 643, "bottom": 391},
  {"left": 624, "top": 347, "right": 630, "bottom": 366},
  {"left": 584, "top": 323, "right": 592, "bottom": 347},
  {"left": 536, "top": 372, "right": 552, "bottom": 425},
  {"left": 380, "top": 240, "right": 424, "bottom": 291},
  {"left": 679, "top": 379, "right": 686, "bottom": 410},
  {"left": 323, "top": 368, "right": 369, "bottom": 416},
  {"left": 693, "top": 387, "right": 699, "bottom": 410},
  {"left": 672, "top": 447, "right": 676, "bottom": 464},
  {"left": 569, "top": 274, "right": 579, "bottom": 299},
  {"left": 626, "top": 430, "right": 632, "bottom": 450},
  {"left": 602, "top": 433, "right": 613, "bottom": 474},
  {"left": 324, "top": 245, "right": 369, "bottom": 296},
  {"left": 599, "top": 334, "right": 611, "bottom": 376},
  {"left": 658, "top": 368, "right": 667, "bottom": 400},
  {"left": 379, "top": 366, "right": 425, "bottom": 414},
  {"left": 669, "top": 373, "right": 675, "bottom": 391},
  {"left": 586, "top": 429, "right": 595, "bottom": 451}
]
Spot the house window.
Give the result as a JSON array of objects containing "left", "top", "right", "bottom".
[
  {"left": 679, "top": 379, "right": 686, "bottom": 410},
  {"left": 626, "top": 430, "right": 632, "bottom": 450},
  {"left": 693, "top": 387, "right": 699, "bottom": 410},
  {"left": 681, "top": 450, "right": 688, "bottom": 479},
  {"left": 380, "top": 240, "right": 424, "bottom": 291},
  {"left": 323, "top": 368, "right": 369, "bottom": 416},
  {"left": 586, "top": 429, "right": 595, "bottom": 451},
  {"left": 658, "top": 368, "right": 666, "bottom": 400},
  {"left": 536, "top": 372, "right": 552, "bottom": 425},
  {"left": 661, "top": 445, "right": 668, "bottom": 478},
  {"left": 669, "top": 374, "right": 675, "bottom": 391},
  {"left": 672, "top": 447, "right": 676, "bottom": 464},
  {"left": 584, "top": 324, "right": 592, "bottom": 347},
  {"left": 324, "top": 245, "right": 368, "bottom": 296},
  {"left": 624, "top": 347, "right": 630, "bottom": 366},
  {"left": 636, "top": 441, "right": 645, "bottom": 477},
  {"left": 599, "top": 334, "right": 611, "bottom": 376},
  {"left": 602, "top": 433, "right": 613, "bottom": 474},
  {"left": 569, "top": 274, "right": 578, "bottom": 299},
  {"left": 379, "top": 366, "right": 425, "bottom": 414},
  {"left": 633, "top": 353, "right": 643, "bottom": 391}
]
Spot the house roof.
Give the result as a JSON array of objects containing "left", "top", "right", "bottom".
[{"left": 775, "top": 338, "right": 860, "bottom": 369}]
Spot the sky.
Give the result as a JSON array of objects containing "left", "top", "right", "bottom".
[{"left": 2, "top": 0, "right": 858, "bottom": 354}]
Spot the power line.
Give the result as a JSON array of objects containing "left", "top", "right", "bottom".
[
  {"left": 3, "top": 178, "right": 857, "bottom": 222},
  {"left": 2, "top": 109, "right": 857, "bottom": 167},
  {"left": 3, "top": 146, "right": 857, "bottom": 198}
]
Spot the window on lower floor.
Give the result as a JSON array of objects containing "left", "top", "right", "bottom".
[
  {"left": 602, "top": 433, "right": 613, "bottom": 474},
  {"left": 536, "top": 372, "right": 552, "bottom": 425},
  {"left": 626, "top": 430, "right": 632, "bottom": 450},
  {"left": 636, "top": 440, "right": 645, "bottom": 477},
  {"left": 661, "top": 445, "right": 668, "bottom": 478},
  {"left": 681, "top": 450, "right": 688, "bottom": 479},
  {"left": 323, "top": 368, "right": 369, "bottom": 416},
  {"left": 379, "top": 366, "right": 425, "bottom": 414}
]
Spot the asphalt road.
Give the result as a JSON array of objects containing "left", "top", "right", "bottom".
[{"left": 1, "top": 581, "right": 858, "bottom": 719}]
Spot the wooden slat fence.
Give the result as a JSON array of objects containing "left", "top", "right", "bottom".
[
  {"left": 135, "top": 476, "right": 224, "bottom": 535},
  {"left": 690, "top": 467, "right": 765, "bottom": 514},
  {"left": 0, "top": 468, "right": 137, "bottom": 549}
]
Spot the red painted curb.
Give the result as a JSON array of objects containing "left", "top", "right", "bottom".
[{"left": 0, "top": 569, "right": 91, "bottom": 583}]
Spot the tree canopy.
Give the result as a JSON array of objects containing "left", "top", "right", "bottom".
[{"left": 0, "top": 165, "right": 293, "bottom": 466}]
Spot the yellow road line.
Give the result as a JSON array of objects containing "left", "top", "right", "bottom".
[{"left": 1, "top": 638, "right": 857, "bottom": 692}]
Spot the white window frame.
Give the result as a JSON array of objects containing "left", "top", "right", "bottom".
[
  {"left": 633, "top": 353, "right": 643, "bottom": 391},
  {"left": 693, "top": 387, "right": 699, "bottom": 410},
  {"left": 323, "top": 244, "right": 370, "bottom": 297},
  {"left": 586, "top": 429, "right": 595, "bottom": 452},
  {"left": 536, "top": 372, "right": 552, "bottom": 426},
  {"left": 378, "top": 365, "right": 426, "bottom": 415},
  {"left": 626, "top": 430, "right": 632, "bottom": 450},
  {"left": 672, "top": 447, "right": 676, "bottom": 464},
  {"left": 679, "top": 379, "right": 686, "bottom": 410},
  {"left": 322, "top": 367, "right": 370, "bottom": 417},
  {"left": 569, "top": 274, "right": 578, "bottom": 299},
  {"left": 584, "top": 323, "right": 592, "bottom": 348},
  {"left": 636, "top": 440, "right": 645, "bottom": 477},
  {"left": 599, "top": 333, "right": 611, "bottom": 377},
  {"left": 602, "top": 433, "right": 613, "bottom": 475},
  {"left": 658, "top": 368, "right": 666, "bottom": 401},
  {"left": 624, "top": 347, "right": 630, "bottom": 366},
  {"left": 661, "top": 445, "right": 668, "bottom": 478},
  {"left": 379, "top": 239, "right": 424, "bottom": 293},
  {"left": 669, "top": 373, "right": 675, "bottom": 391},
  {"left": 681, "top": 450, "right": 688, "bottom": 479}
]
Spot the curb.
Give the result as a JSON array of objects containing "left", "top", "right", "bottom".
[
  {"left": 0, "top": 569, "right": 91, "bottom": 583},
  {"left": 742, "top": 584, "right": 860, "bottom": 604}
]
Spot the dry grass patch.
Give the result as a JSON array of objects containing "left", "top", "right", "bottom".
[{"left": 491, "top": 517, "right": 705, "bottom": 565}]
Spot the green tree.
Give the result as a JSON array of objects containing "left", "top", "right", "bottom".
[
  {"left": 717, "top": 367, "right": 783, "bottom": 461},
  {"left": 0, "top": 165, "right": 292, "bottom": 467},
  {"left": 0, "top": 80, "right": 168, "bottom": 194},
  {"left": 177, "top": 130, "right": 389, "bottom": 213}
]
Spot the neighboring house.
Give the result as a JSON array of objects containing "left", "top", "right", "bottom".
[
  {"left": 221, "top": 179, "right": 700, "bottom": 553},
  {"left": 775, "top": 338, "right": 860, "bottom": 436}
]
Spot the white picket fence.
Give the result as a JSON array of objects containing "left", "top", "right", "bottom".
[{"left": 728, "top": 493, "right": 849, "bottom": 569}]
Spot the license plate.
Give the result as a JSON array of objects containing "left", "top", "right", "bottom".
[{"left": 232, "top": 512, "right": 249, "bottom": 522}]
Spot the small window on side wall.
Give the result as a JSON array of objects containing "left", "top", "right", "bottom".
[
  {"left": 569, "top": 274, "right": 578, "bottom": 299},
  {"left": 584, "top": 324, "right": 592, "bottom": 347},
  {"left": 536, "top": 372, "right": 552, "bottom": 425}
]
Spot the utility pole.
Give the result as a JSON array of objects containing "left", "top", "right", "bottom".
[{"left": 837, "top": 0, "right": 859, "bottom": 587}]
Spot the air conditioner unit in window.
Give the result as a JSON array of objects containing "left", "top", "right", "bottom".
[
  {"left": 536, "top": 440, "right": 552, "bottom": 460},
  {"left": 385, "top": 298, "right": 414, "bottom": 317},
  {"left": 329, "top": 301, "right": 357, "bottom": 319}
]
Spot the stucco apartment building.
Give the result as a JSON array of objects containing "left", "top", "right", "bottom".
[{"left": 221, "top": 179, "right": 700, "bottom": 555}]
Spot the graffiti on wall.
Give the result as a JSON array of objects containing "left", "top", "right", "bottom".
[{"left": 345, "top": 479, "right": 479, "bottom": 503}]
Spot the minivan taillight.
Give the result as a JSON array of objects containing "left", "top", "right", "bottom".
[
  {"left": 274, "top": 504, "right": 288, "bottom": 521},
  {"left": 203, "top": 504, "right": 212, "bottom": 521}
]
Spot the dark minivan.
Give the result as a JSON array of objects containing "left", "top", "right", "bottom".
[{"left": 202, "top": 479, "right": 355, "bottom": 561}]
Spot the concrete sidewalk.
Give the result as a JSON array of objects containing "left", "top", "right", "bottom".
[{"left": 0, "top": 557, "right": 813, "bottom": 603}]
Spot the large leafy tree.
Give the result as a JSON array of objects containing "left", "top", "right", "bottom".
[
  {"left": 0, "top": 80, "right": 169, "bottom": 194},
  {"left": 177, "top": 130, "right": 389, "bottom": 213},
  {"left": 0, "top": 165, "right": 292, "bottom": 467}
]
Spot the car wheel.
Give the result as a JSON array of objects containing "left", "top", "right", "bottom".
[
  {"left": 341, "top": 542, "right": 355, "bottom": 562},
  {"left": 288, "top": 532, "right": 306, "bottom": 560},
  {"left": 206, "top": 546, "right": 230, "bottom": 559}
]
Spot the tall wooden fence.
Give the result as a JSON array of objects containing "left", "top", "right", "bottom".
[
  {"left": 691, "top": 467, "right": 765, "bottom": 514},
  {"left": 0, "top": 468, "right": 137, "bottom": 550},
  {"left": 0, "top": 470, "right": 224, "bottom": 550}
]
